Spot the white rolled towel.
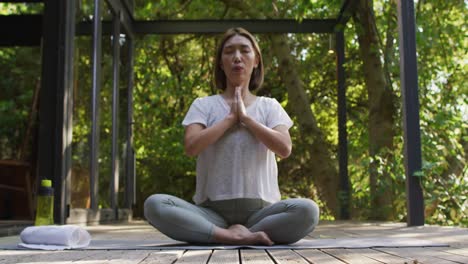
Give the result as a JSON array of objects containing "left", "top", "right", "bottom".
[{"left": 18, "top": 225, "right": 91, "bottom": 250}]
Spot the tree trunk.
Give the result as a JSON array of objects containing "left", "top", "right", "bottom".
[
  {"left": 269, "top": 34, "right": 340, "bottom": 216},
  {"left": 220, "top": 0, "right": 341, "bottom": 217},
  {"left": 353, "top": 0, "right": 396, "bottom": 220}
]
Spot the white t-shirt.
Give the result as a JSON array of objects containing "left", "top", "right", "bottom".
[{"left": 182, "top": 94, "right": 293, "bottom": 204}]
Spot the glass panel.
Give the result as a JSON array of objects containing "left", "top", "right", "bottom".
[
  {"left": 71, "top": 0, "right": 114, "bottom": 210},
  {"left": 118, "top": 33, "right": 130, "bottom": 208},
  {"left": 71, "top": 31, "right": 92, "bottom": 209}
]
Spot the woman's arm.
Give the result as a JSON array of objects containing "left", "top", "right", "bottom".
[
  {"left": 235, "top": 87, "right": 292, "bottom": 158},
  {"left": 184, "top": 114, "right": 237, "bottom": 157},
  {"left": 242, "top": 118, "right": 292, "bottom": 158}
]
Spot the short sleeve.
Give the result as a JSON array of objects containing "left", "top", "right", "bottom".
[
  {"left": 182, "top": 98, "right": 208, "bottom": 127},
  {"left": 266, "top": 99, "right": 293, "bottom": 129}
]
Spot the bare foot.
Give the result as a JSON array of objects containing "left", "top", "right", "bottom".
[{"left": 212, "top": 224, "right": 274, "bottom": 246}]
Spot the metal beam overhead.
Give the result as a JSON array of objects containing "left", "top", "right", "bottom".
[
  {"left": 77, "top": 19, "right": 337, "bottom": 35},
  {"left": 121, "top": 0, "right": 134, "bottom": 16},
  {"left": 134, "top": 19, "right": 337, "bottom": 34},
  {"left": 105, "top": 0, "right": 135, "bottom": 38},
  {"left": 336, "top": 0, "right": 357, "bottom": 28},
  {"left": 0, "top": 0, "right": 42, "bottom": 2},
  {"left": 0, "top": 15, "right": 42, "bottom": 46}
]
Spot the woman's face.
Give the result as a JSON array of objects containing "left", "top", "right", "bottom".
[{"left": 221, "top": 34, "right": 259, "bottom": 87}]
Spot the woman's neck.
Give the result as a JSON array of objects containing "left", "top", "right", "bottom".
[
  {"left": 224, "top": 83, "right": 248, "bottom": 98},
  {"left": 223, "top": 88, "right": 243, "bottom": 99},
  {"left": 222, "top": 85, "right": 256, "bottom": 106}
]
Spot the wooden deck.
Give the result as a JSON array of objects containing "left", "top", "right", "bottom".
[{"left": 1, "top": 220, "right": 467, "bottom": 263}]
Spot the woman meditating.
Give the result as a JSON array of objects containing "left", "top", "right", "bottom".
[{"left": 144, "top": 27, "right": 319, "bottom": 245}]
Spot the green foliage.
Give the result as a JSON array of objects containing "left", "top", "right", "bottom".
[
  {"left": 414, "top": 0, "right": 468, "bottom": 226},
  {"left": 130, "top": 34, "right": 216, "bottom": 213},
  {"left": 0, "top": 0, "right": 466, "bottom": 226},
  {"left": 0, "top": 47, "right": 41, "bottom": 160},
  {"left": 0, "top": 2, "right": 42, "bottom": 15}
]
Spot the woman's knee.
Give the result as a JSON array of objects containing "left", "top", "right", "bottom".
[
  {"left": 291, "top": 198, "right": 320, "bottom": 228},
  {"left": 144, "top": 194, "right": 171, "bottom": 222}
]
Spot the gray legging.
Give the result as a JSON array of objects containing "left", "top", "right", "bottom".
[{"left": 144, "top": 194, "right": 319, "bottom": 244}]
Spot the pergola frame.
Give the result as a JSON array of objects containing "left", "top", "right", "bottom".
[{"left": 0, "top": 0, "right": 424, "bottom": 226}]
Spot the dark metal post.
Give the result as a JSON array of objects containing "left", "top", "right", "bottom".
[
  {"left": 397, "top": 0, "right": 425, "bottom": 226},
  {"left": 125, "top": 37, "right": 136, "bottom": 209},
  {"left": 90, "top": 0, "right": 102, "bottom": 212},
  {"left": 336, "top": 31, "right": 350, "bottom": 219},
  {"left": 111, "top": 11, "right": 121, "bottom": 219},
  {"left": 63, "top": 0, "right": 76, "bottom": 223},
  {"left": 38, "top": 0, "right": 75, "bottom": 224}
]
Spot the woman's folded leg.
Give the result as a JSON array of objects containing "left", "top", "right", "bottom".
[
  {"left": 246, "top": 198, "right": 320, "bottom": 244},
  {"left": 144, "top": 194, "right": 227, "bottom": 243}
]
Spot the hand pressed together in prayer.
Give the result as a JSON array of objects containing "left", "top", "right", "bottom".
[{"left": 232, "top": 86, "right": 248, "bottom": 125}]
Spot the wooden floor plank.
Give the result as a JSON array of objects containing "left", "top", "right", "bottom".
[
  {"left": 378, "top": 247, "right": 459, "bottom": 264},
  {"left": 139, "top": 250, "right": 184, "bottom": 264},
  {"left": 0, "top": 250, "right": 43, "bottom": 264},
  {"left": 352, "top": 248, "right": 411, "bottom": 264},
  {"left": 72, "top": 250, "right": 152, "bottom": 264},
  {"left": 323, "top": 249, "right": 383, "bottom": 264},
  {"left": 1, "top": 221, "right": 467, "bottom": 264},
  {"left": 241, "top": 249, "right": 274, "bottom": 264},
  {"left": 108, "top": 250, "right": 154, "bottom": 264},
  {"left": 0, "top": 250, "right": 54, "bottom": 264},
  {"left": 294, "top": 249, "right": 346, "bottom": 264},
  {"left": 396, "top": 247, "right": 468, "bottom": 263},
  {"left": 0, "top": 250, "right": 100, "bottom": 264},
  {"left": 437, "top": 246, "right": 468, "bottom": 257},
  {"left": 208, "top": 250, "right": 239, "bottom": 264},
  {"left": 175, "top": 250, "right": 212, "bottom": 264},
  {"left": 268, "top": 249, "right": 309, "bottom": 264},
  {"left": 380, "top": 226, "right": 468, "bottom": 248}
]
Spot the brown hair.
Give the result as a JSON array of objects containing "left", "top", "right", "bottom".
[{"left": 213, "top": 27, "right": 264, "bottom": 91}]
